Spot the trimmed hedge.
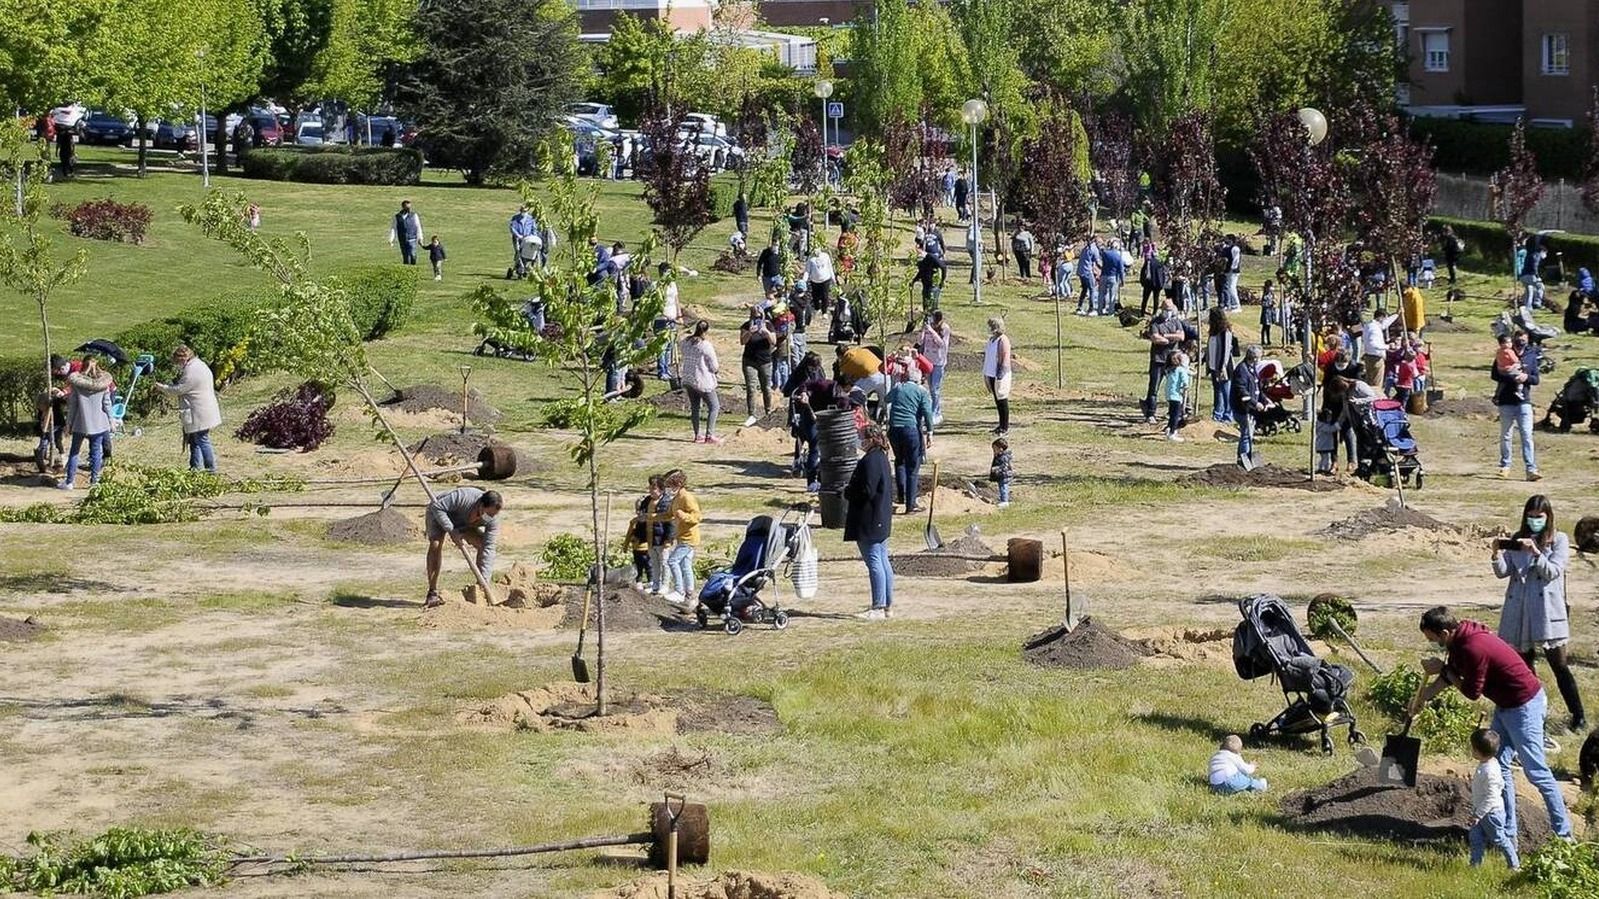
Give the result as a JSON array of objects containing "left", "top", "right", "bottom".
[
  {"left": 0, "top": 265, "right": 418, "bottom": 434},
  {"left": 709, "top": 176, "right": 738, "bottom": 221},
  {"left": 240, "top": 147, "right": 423, "bottom": 185},
  {"left": 1410, "top": 118, "right": 1591, "bottom": 180},
  {"left": 1431, "top": 214, "right": 1599, "bottom": 276}
]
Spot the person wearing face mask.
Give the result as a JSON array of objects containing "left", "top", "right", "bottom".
[
  {"left": 1410, "top": 606, "right": 1574, "bottom": 844},
  {"left": 1141, "top": 298, "right": 1189, "bottom": 424},
  {"left": 1494, "top": 495, "right": 1584, "bottom": 732}
]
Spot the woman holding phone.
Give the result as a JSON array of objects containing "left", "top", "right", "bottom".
[{"left": 1493, "top": 495, "right": 1584, "bottom": 732}]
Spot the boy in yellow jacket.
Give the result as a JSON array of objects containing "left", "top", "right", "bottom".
[{"left": 664, "top": 468, "right": 701, "bottom": 605}]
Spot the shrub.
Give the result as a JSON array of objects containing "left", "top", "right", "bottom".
[
  {"left": 709, "top": 176, "right": 738, "bottom": 220},
  {"left": 239, "top": 147, "right": 423, "bottom": 185},
  {"left": 0, "top": 826, "right": 227, "bottom": 898},
  {"left": 326, "top": 266, "right": 417, "bottom": 339},
  {"left": 539, "top": 532, "right": 596, "bottom": 582},
  {"left": 1410, "top": 118, "right": 1590, "bottom": 180},
  {"left": 234, "top": 382, "right": 335, "bottom": 451},
  {"left": 0, "top": 465, "right": 302, "bottom": 525},
  {"left": 1525, "top": 837, "right": 1599, "bottom": 899},
  {"left": 0, "top": 355, "right": 46, "bottom": 438},
  {"left": 1365, "top": 663, "right": 1479, "bottom": 752},
  {"left": 50, "top": 198, "right": 154, "bottom": 243},
  {"left": 1430, "top": 215, "right": 1599, "bottom": 275}
]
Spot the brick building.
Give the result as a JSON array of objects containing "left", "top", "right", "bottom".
[{"left": 1396, "top": 0, "right": 1599, "bottom": 125}]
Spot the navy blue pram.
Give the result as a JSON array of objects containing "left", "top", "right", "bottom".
[
  {"left": 696, "top": 505, "right": 813, "bottom": 635},
  {"left": 1352, "top": 397, "right": 1423, "bottom": 488}
]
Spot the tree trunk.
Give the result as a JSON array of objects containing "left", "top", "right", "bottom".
[
  {"left": 136, "top": 115, "right": 148, "bottom": 177},
  {"left": 214, "top": 115, "right": 229, "bottom": 175},
  {"left": 38, "top": 294, "right": 54, "bottom": 465},
  {"left": 584, "top": 366, "right": 607, "bottom": 716}
]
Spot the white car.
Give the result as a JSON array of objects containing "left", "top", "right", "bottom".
[
  {"left": 678, "top": 133, "right": 743, "bottom": 171},
  {"left": 50, "top": 103, "right": 87, "bottom": 129},
  {"left": 680, "top": 113, "right": 727, "bottom": 140},
  {"left": 296, "top": 122, "right": 325, "bottom": 146},
  {"left": 567, "top": 102, "right": 619, "bottom": 131}
]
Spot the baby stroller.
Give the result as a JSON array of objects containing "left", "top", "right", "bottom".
[
  {"left": 505, "top": 233, "right": 544, "bottom": 280},
  {"left": 1254, "top": 360, "right": 1303, "bottom": 437},
  {"left": 1233, "top": 594, "right": 1363, "bottom": 755},
  {"left": 827, "top": 290, "right": 870, "bottom": 344},
  {"left": 696, "top": 504, "right": 815, "bottom": 635},
  {"left": 1351, "top": 396, "right": 1423, "bottom": 490},
  {"left": 1542, "top": 367, "right": 1599, "bottom": 433},
  {"left": 474, "top": 299, "right": 545, "bottom": 361}
]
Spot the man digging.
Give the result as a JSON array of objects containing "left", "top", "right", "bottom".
[{"left": 425, "top": 487, "right": 502, "bottom": 608}]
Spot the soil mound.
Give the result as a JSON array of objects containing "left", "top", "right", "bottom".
[
  {"left": 385, "top": 384, "right": 502, "bottom": 425},
  {"left": 917, "top": 472, "right": 998, "bottom": 505},
  {"left": 892, "top": 528, "right": 994, "bottom": 577},
  {"left": 1126, "top": 626, "right": 1234, "bottom": 664},
  {"left": 327, "top": 507, "right": 418, "bottom": 545},
  {"left": 0, "top": 616, "right": 45, "bottom": 642},
  {"left": 1174, "top": 421, "right": 1238, "bottom": 443},
  {"left": 1040, "top": 549, "right": 1135, "bottom": 584},
  {"left": 602, "top": 870, "right": 847, "bottom": 899},
  {"left": 459, "top": 682, "right": 677, "bottom": 735},
  {"left": 421, "top": 598, "right": 565, "bottom": 632},
  {"left": 1022, "top": 618, "right": 1151, "bottom": 670},
  {"left": 1180, "top": 463, "right": 1349, "bottom": 492},
  {"left": 672, "top": 689, "right": 783, "bottom": 736},
  {"left": 724, "top": 424, "right": 795, "bottom": 453},
  {"left": 1423, "top": 396, "right": 1497, "bottom": 420},
  {"left": 1320, "top": 505, "right": 1451, "bottom": 540},
  {"left": 561, "top": 585, "right": 686, "bottom": 632},
  {"left": 1281, "top": 766, "right": 1552, "bottom": 848},
  {"left": 1425, "top": 315, "right": 1472, "bottom": 333}
]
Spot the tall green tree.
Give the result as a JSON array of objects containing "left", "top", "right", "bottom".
[
  {"left": 0, "top": 0, "right": 97, "bottom": 114},
  {"left": 1121, "top": 0, "right": 1236, "bottom": 133},
  {"left": 849, "top": 0, "right": 965, "bottom": 138},
  {"left": 396, "top": 0, "right": 585, "bottom": 184},
  {"left": 251, "top": 0, "right": 335, "bottom": 104},
  {"left": 303, "top": 0, "right": 419, "bottom": 107},
  {"left": 597, "top": 13, "right": 678, "bottom": 124}
]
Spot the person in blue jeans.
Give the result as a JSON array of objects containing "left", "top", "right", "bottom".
[
  {"left": 1491, "top": 335, "right": 1541, "bottom": 481},
  {"left": 1231, "top": 345, "right": 1264, "bottom": 468},
  {"left": 60, "top": 359, "right": 114, "bottom": 490},
  {"left": 989, "top": 437, "right": 1013, "bottom": 508},
  {"left": 1208, "top": 735, "right": 1267, "bottom": 794},
  {"left": 1467, "top": 728, "right": 1519, "bottom": 870},
  {"left": 1411, "top": 606, "right": 1574, "bottom": 844},
  {"left": 884, "top": 370, "right": 934, "bottom": 514},
  {"left": 1074, "top": 236, "right": 1100, "bottom": 315},
  {"left": 843, "top": 425, "right": 895, "bottom": 621}
]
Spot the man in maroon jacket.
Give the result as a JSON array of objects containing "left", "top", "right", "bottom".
[{"left": 1411, "top": 606, "right": 1572, "bottom": 842}]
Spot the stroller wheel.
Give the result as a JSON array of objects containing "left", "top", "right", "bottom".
[
  {"left": 1414, "top": 472, "right": 1424, "bottom": 489},
  {"left": 1286, "top": 418, "right": 1301, "bottom": 433},
  {"left": 723, "top": 617, "right": 744, "bottom": 636},
  {"left": 772, "top": 610, "right": 790, "bottom": 630},
  {"left": 1350, "top": 729, "right": 1366, "bottom": 746},
  {"left": 1320, "top": 735, "right": 1334, "bottom": 756},
  {"left": 1248, "top": 723, "right": 1268, "bottom": 743},
  {"left": 695, "top": 607, "right": 708, "bottom": 628}
]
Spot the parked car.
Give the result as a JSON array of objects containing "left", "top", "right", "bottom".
[
  {"left": 245, "top": 113, "right": 282, "bottom": 146},
  {"left": 677, "top": 133, "right": 743, "bottom": 171},
  {"left": 80, "top": 110, "right": 136, "bottom": 145},
  {"left": 352, "top": 113, "right": 403, "bottom": 145},
  {"left": 149, "top": 120, "right": 196, "bottom": 150},
  {"left": 50, "top": 103, "right": 87, "bottom": 131},
  {"left": 567, "top": 102, "right": 619, "bottom": 131},
  {"left": 296, "top": 121, "right": 325, "bottom": 146},
  {"left": 680, "top": 113, "right": 727, "bottom": 140}
]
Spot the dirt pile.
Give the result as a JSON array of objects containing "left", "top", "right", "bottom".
[
  {"left": 458, "top": 682, "right": 678, "bottom": 735},
  {"left": 327, "top": 507, "right": 418, "bottom": 545},
  {"left": 1425, "top": 315, "right": 1472, "bottom": 333},
  {"left": 1281, "top": 766, "right": 1552, "bottom": 847},
  {"left": 1423, "top": 396, "right": 1497, "bottom": 420},
  {"left": 1126, "top": 626, "right": 1234, "bottom": 664},
  {"left": 602, "top": 871, "right": 848, "bottom": 899},
  {"left": 892, "top": 528, "right": 994, "bottom": 577},
  {"left": 917, "top": 471, "right": 998, "bottom": 505},
  {"left": 0, "top": 616, "right": 45, "bottom": 642},
  {"left": 1181, "top": 463, "right": 1349, "bottom": 492},
  {"left": 672, "top": 689, "right": 782, "bottom": 736},
  {"left": 1022, "top": 618, "right": 1152, "bottom": 670},
  {"left": 561, "top": 585, "right": 686, "bottom": 632},
  {"left": 385, "top": 384, "right": 502, "bottom": 425},
  {"left": 407, "top": 431, "right": 498, "bottom": 463},
  {"left": 649, "top": 389, "right": 781, "bottom": 424},
  {"left": 421, "top": 597, "right": 565, "bottom": 631},
  {"left": 1320, "top": 505, "right": 1451, "bottom": 540},
  {"left": 724, "top": 424, "right": 796, "bottom": 454},
  {"left": 462, "top": 561, "right": 565, "bottom": 607}
]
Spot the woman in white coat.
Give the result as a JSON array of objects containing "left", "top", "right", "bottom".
[
  {"left": 1493, "top": 494, "right": 1584, "bottom": 731},
  {"left": 156, "top": 345, "right": 222, "bottom": 472}
]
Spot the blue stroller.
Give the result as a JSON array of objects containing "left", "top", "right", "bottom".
[
  {"left": 1353, "top": 397, "right": 1423, "bottom": 491},
  {"left": 696, "top": 504, "right": 814, "bottom": 635}
]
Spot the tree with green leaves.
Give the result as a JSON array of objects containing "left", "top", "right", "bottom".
[
  {"left": 469, "top": 154, "right": 668, "bottom": 716},
  {"left": 0, "top": 121, "right": 88, "bottom": 465},
  {"left": 251, "top": 0, "right": 335, "bottom": 105},
  {"left": 396, "top": 0, "right": 585, "bottom": 184},
  {"left": 303, "top": 0, "right": 420, "bottom": 107},
  {"left": 1121, "top": 0, "right": 1235, "bottom": 134},
  {"left": 597, "top": 14, "right": 679, "bottom": 124},
  {"left": 844, "top": 141, "right": 906, "bottom": 344}
]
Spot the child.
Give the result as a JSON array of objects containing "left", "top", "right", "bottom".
[
  {"left": 628, "top": 484, "right": 654, "bottom": 589},
  {"left": 427, "top": 235, "right": 446, "bottom": 281},
  {"left": 1468, "top": 728, "right": 1519, "bottom": 869},
  {"left": 246, "top": 203, "right": 261, "bottom": 231},
  {"left": 646, "top": 476, "right": 673, "bottom": 596},
  {"left": 1259, "top": 280, "right": 1277, "bottom": 346},
  {"left": 1164, "top": 350, "right": 1192, "bottom": 441},
  {"left": 988, "top": 437, "right": 1013, "bottom": 509},
  {"left": 1208, "top": 734, "right": 1267, "bottom": 794},
  {"left": 1495, "top": 333, "right": 1521, "bottom": 379},
  {"left": 1392, "top": 348, "right": 1418, "bottom": 408}
]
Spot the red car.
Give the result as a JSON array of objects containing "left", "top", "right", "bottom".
[{"left": 245, "top": 114, "right": 282, "bottom": 147}]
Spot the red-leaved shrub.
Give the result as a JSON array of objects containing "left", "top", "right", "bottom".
[
  {"left": 235, "top": 382, "right": 335, "bottom": 451},
  {"left": 51, "top": 198, "right": 154, "bottom": 244}
]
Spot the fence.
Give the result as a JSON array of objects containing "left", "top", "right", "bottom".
[{"left": 1433, "top": 172, "right": 1599, "bottom": 235}]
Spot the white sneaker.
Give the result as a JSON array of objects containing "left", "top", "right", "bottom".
[
  {"left": 743, "top": 415, "right": 758, "bottom": 427},
  {"left": 884, "top": 607, "right": 895, "bottom": 619},
  {"left": 1088, "top": 311, "right": 1099, "bottom": 317},
  {"left": 997, "top": 501, "right": 1010, "bottom": 509},
  {"left": 664, "top": 592, "right": 687, "bottom": 606},
  {"left": 1166, "top": 433, "right": 1183, "bottom": 442},
  {"left": 855, "top": 608, "right": 886, "bottom": 620}
]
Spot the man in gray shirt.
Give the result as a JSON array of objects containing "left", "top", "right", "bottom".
[{"left": 425, "top": 487, "right": 502, "bottom": 606}]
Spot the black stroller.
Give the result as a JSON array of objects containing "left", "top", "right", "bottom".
[
  {"left": 1542, "top": 368, "right": 1599, "bottom": 433},
  {"left": 827, "top": 289, "right": 870, "bottom": 344},
  {"left": 1351, "top": 397, "right": 1423, "bottom": 489},
  {"left": 695, "top": 504, "right": 814, "bottom": 635},
  {"left": 1233, "top": 594, "right": 1364, "bottom": 755}
]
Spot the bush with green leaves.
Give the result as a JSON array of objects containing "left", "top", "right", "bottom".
[
  {"left": 1525, "top": 836, "right": 1599, "bottom": 899},
  {"left": 0, "top": 354, "right": 45, "bottom": 437},
  {"left": 1, "top": 827, "right": 226, "bottom": 898},
  {"left": 539, "top": 532, "right": 597, "bottom": 583},
  {"left": 326, "top": 266, "right": 417, "bottom": 340},
  {"left": 1365, "top": 663, "right": 1480, "bottom": 751},
  {"left": 0, "top": 466, "right": 302, "bottom": 525},
  {"left": 239, "top": 147, "right": 423, "bottom": 185}
]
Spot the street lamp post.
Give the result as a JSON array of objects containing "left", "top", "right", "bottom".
[
  {"left": 814, "top": 79, "right": 833, "bottom": 184},
  {"left": 196, "top": 48, "right": 210, "bottom": 188},
  {"left": 961, "top": 98, "right": 989, "bottom": 306},
  {"left": 1297, "top": 107, "right": 1328, "bottom": 483}
]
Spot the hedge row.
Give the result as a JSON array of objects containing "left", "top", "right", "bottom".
[
  {"left": 1410, "top": 118, "right": 1592, "bottom": 181},
  {"left": 0, "top": 265, "right": 418, "bottom": 435},
  {"left": 1431, "top": 215, "right": 1599, "bottom": 277},
  {"left": 240, "top": 147, "right": 423, "bottom": 185}
]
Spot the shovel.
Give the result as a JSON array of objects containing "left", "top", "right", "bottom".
[
  {"left": 1061, "top": 530, "right": 1084, "bottom": 632},
  {"left": 1378, "top": 715, "right": 1421, "bottom": 787},
  {"left": 571, "top": 493, "right": 611, "bottom": 684},
  {"left": 923, "top": 460, "right": 943, "bottom": 550},
  {"left": 459, "top": 365, "right": 473, "bottom": 435}
]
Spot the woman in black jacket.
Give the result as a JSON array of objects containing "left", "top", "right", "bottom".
[{"left": 844, "top": 424, "right": 895, "bottom": 620}]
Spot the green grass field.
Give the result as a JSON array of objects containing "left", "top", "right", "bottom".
[{"left": 2, "top": 146, "right": 1597, "bottom": 898}]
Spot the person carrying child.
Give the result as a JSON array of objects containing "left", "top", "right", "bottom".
[
  {"left": 1259, "top": 280, "right": 1277, "bottom": 347},
  {"left": 1164, "top": 350, "right": 1192, "bottom": 442},
  {"left": 1208, "top": 734, "right": 1267, "bottom": 794},
  {"left": 1467, "top": 727, "right": 1519, "bottom": 870},
  {"left": 989, "top": 437, "right": 1013, "bottom": 509},
  {"left": 428, "top": 235, "right": 446, "bottom": 281}
]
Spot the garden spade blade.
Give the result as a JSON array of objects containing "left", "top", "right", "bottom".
[
  {"left": 1061, "top": 531, "right": 1081, "bottom": 632},
  {"left": 1378, "top": 716, "right": 1420, "bottom": 787},
  {"left": 924, "top": 461, "right": 943, "bottom": 551}
]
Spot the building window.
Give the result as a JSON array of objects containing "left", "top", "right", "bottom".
[
  {"left": 1543, "top": 34, "right": 1570, "bottom": 76},
  {"left": 1422, "top": 31, "right": 1449, "bottom": 73},
  {"left": 1392, "top": 3, "right": 1409, "bottom": 47}
]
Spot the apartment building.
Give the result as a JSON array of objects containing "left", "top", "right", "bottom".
[
  {"left": 574, "top": 0, "right": 817, "bottom": 74},
  {"left": 1396, "top": 0, "right": 1599, "bottom": 125}
]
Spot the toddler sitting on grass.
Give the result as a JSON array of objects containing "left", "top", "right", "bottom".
[{"left": 1208, "top": 734, "right": 1267, "bottom": 794}]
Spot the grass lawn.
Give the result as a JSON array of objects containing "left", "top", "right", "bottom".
[{"left": 0, "top": 146, "right": 1596, "bottom": 897}]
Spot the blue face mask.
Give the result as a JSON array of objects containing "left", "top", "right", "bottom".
[{"left": 1527, "top": 516, "right": 1547, "bottom": 535}]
